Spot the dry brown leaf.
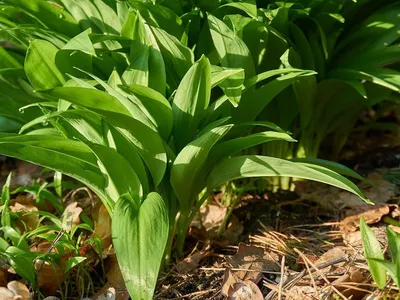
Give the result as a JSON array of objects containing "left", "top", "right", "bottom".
[
  {"left": 314, "top": 247, "right": 347, "bottom": 273},
  {"left": 92, "top": 204, "right": 112, "bottom": 252},
  {"left": 226, "top": 243, "right": 280, "bottom": 283},
  {"left": 0, "top": 287, "right": 15, "bottom": 300},
  {"left": 10, "top": 202, "right": 39, "bottom": 232},
  {"left": 62, "top": 202, "right": 82, "bottom": 232},
  {"left": 176, "top": 251, "right": 209, "bottom": 274},
  {"left": 217, "top": 215, "right": 244, "bottom": 246},
  {"left": 228, "top": 280, "right": 263, "bottom": 300},
  {"left": 222, "top": 269, "right": 240, "bottom": 297},
  {"left": 343, "top": 226, "right": 387, "bottom": 251},
  {"left": 199, "top": 204, "right": 227, "bottom": 233},
  {"left": 7, "top": 281, "right": 30, "bottom": 300},
  {"left": 286, "top": 286, "right": 315, "bottom": 300},
  {"left": 341, "top": 204, "right": 398, "bottom": 232},
  {"left": 35, "top": 260, "right": 65, "bottom": 295}
]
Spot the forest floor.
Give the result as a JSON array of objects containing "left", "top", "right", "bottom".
[{"left": 1, "top": 114, "right": 400, "bottom": 300}]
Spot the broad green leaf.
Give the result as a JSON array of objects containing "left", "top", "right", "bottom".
[
  {"left": 87, "top": 143, "right": 142, "bottom": 205},
  {"left": 122, "top": 44, "right": 150, "bottom": 86},
  {"left": 150, "top": 26, "right": 194, "bottom": 90},
  {"left": 360, "top": 216, "right": 386, "bottom": 289},
  {"left": 208, "top": 14, "right": 255, "bottom": 78},
  {"left": 93, "top": 0, "right": 121, "bottom": 34},
  {"left": 25, "top": 40, "right": 66, "bottom": 91},
  {"left": 0, "top": 134, "right": 109, "bottom": 209},
  {"left": 4, "top": 0, "right": 80, "bottom": 37},
  {"left": 63, "top": 28, "right": 96, "bottom": 56},
  {"left": 121, "top": 84, "right": 173, "bottom": 139},
  {"left": 103, "top": 123, "right": 149, "bottom": 195},
  {"left": 69, "top": 71, "right": 159, "bottom": 132},
  {"left": 49, "top": 88, "right": 167, "bottom": 187},
  {"left": 218, "top": 0, "right": 257, "bottom": 18},
  {"left": 210, "top": 131, "right": 296, "bottom": 164},
  {"left": 172, "top": 55, "right": 211, "bottom": 150},
  {"left": 233, "top": 70, "right": 316, "bottom": 123},
  {"left": 121, "top": 12, "right": 166, "bottom": 95},
  {"left": 291, "top": 158, "right": 366, "bottom": 182},
  {"left": 112, "top": 192, "right": 168, "bottom": 300},
  {"left": 64, "top": 256, "right": 86, "bottom": 274},
  {"left": 171, "top": 125, "right": 232, "bottom": 211},
  {"left": 329, "top": 68, "right": 400, "bottom": 92},
  {"left": 127, "top": 1, "right": 183, "bottom": 39},
  {"left": 50, "top": 87, "right": 131, "bottom": 117},
  {"left": 208, "top": 155, "right": 367, "bottom": 202},
  {"left": 211, "top": 65, "right": 244, "bottom": 107},
  {"left": 0, "top": 46, "right": 22, "bottom": 69}
]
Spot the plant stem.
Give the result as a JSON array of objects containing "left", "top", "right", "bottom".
[
  {"left": 217, "top": 196, "right": 241, "bottom": 237},
  {"left": 175, "top": 193, "right": 210, "bottom": 257}
]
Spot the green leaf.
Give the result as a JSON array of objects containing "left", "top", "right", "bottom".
[
  {"left": 3, "top": 247, "right": 37, "bottom": 285},
  {"left": 291, "top": 158, "right": 366, "bottom": 182},
  {"left": 54, "top": 172, "right": 62, "bottom": 197},
  {"left": 207, "top": 14, "right": 255, "bottom": 78},
  {"left": 0, "top": 134, "right": 110, "bottom": 209},
  {"left": 49, "top": 87, "right": 167, "bottom": 187},
  {"left": 1, "top": 173, "right": 12, "bottom": 227},
  {"left": 4, "top": 0, "right": 80, "bottom": 37},
  {"left": 370, "top": 259, "right": 399, "bottom": 288},
  {"left": 121, "top": 12, "right": 166, "bottom": 95},
  {"left": 211, "top": 65, "right": 244, "bottom": 107},
  {"left": 172, "top": 55, "right": 211, "bottom": 150},
  {"left": 218, "top": 0, "right": 257, "bottom": 19},
  {"left": 210, "top": 131, "right": 296, "bottom": 164},
  {"left": 64, "top": 256, "right": 86, "bottom": 274},
  {"left": 208, "top": 155, "right": 367, "bottom": 202},
  {"left": 87, "top": 143, "right": 143, "bottom": 205},
  {"left": 121, "top": 84, "right": 173, "bottom": 140},
  {"left": 329, "top": 68, "right": 400, "bottom": 92},
  {"left": 387, "top": 227, "right": 400, "bottom": 264},
  {"left": 112, "top": 192, "right": 168, "bottom": 300},
  {"left": 150, "top": 26, "right": 194, "bottom": 90},
  {"left": 171, "top": 125, "right": 232, "bottom": 211},
  {"left": 233, "top": 70, "right": 316, "bottom": 123},
  {"left": 63, "top": 28, "right": 96, "bottom": 56},
  {"left": 93, "top": 0, "right": 121, "bottom": 34},
  {"left": 25, "top": 40, "right": 66, "bottom": 91},
  {"left": 2, "top": 226, "right": 29, "bottom": 251},
  {"left": 360, "top": 216, "right": 387, "bottom": 289}
]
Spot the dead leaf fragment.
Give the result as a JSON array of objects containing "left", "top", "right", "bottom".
[
  {"left": 226, "top": 243, "right": 280, "bottom": 283},
  {"left": 198, "top": 204, "right": 227, "bottom": 233},
  {"left": 7, "top": 281, "right": 30, "bottom": 300},
  {"left": 10, "top": 202, "right": 39, "bottom": 232},
  {"left": 0, "top": 287, "right": 14, "bottom": 300},
  {"left": 62, "top": 202, "right": 82, "bottom": 232},
  {"left": 341, "top": 204, "right": 397, "bottom": 232},
  {"left": 222, "top": 269, "right": 263, "bottom": 300},
  {"left": 176, "top": 251, "right": 209, "bottom": 274},
  {"left": 92, "top": 204, "right": 112, "bottom": 252},
  {"left": 228, "top": 281, "right": 263, "bottom": 300}
]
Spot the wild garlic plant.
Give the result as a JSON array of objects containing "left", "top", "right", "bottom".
[{"left": 0, "top": 1, "right": 372, "bottom": 298}]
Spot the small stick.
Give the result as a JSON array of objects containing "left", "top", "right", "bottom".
[{"left": 278, "top": 256, "right": 285, "bottom": 300}]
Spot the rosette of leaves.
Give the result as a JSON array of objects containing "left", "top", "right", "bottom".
[{"left": 0, "top": 1, "right": 371, "bottom": 299}]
